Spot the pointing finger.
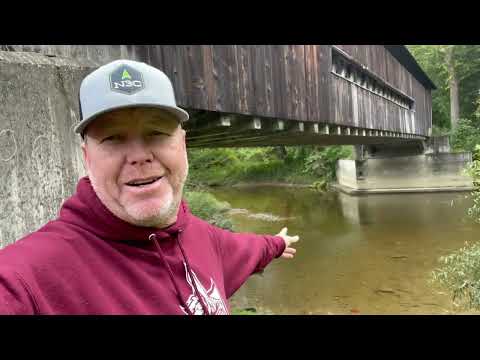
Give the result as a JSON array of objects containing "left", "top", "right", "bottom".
[{"left": 289, "top": 235, "right": 299, "bottom": 243}]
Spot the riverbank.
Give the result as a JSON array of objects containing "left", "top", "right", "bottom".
[
  {"left": 231, "top": 182, "right": 313, "bottom": 188},
  {"left": 186, "top": 145, "right": 353, "bottom": 189}
]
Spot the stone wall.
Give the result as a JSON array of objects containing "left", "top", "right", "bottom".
[{"left": 0, "top": 51, "right": 99, "bottom": 247}]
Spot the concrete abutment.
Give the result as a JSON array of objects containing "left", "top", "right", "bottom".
[{"left": 335, "top": 136, "right": 474, "bottom": 195}]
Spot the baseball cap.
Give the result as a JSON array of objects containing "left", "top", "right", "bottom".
[{"left": 74, "top": 59, "right": 189, "bottom": 135}]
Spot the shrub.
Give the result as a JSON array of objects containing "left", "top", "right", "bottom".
[
  {"left": 432, "top": 242, "right": 480, "bottom": 310},
  {"left": 450, "top": 118, "right": 480, "bottom": 152},
  {"left": 183, "top": 191, "right": 234, "bottom": 230},
  {"left": 302, "top": 146, "right": 353, "bottom": 181},
  {"left": 432, "top": 145, "right": 480, "bottom": 309}
]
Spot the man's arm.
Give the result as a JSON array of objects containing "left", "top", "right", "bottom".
[
  {"left": 210, "top": 225, "right": 299, "bottom": 298},
  {"left": 0, "top": 267, "right": 36, "bottom": 315}
]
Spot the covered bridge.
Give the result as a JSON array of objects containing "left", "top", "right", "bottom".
[{"left": 2, "top": 45, "right": 435, "bottom": 148}]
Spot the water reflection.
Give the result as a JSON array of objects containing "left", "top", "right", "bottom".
[{"left": 210, "top": 186, "right": 480, "bottom": 314}]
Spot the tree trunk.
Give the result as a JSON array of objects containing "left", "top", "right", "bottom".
[{"left": 446, "top": 47, "right": 460, "bottom": 129}]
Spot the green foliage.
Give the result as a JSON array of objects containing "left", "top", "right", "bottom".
[
  {"left": 302, "top": 146, "right": 353, "bottom": 182},
  {"left": 431, "top": 125, "right": 451, "bottom": 136},
  {"left": 408, "top": 45, "right": 451, "bottom": 129},
  {"left": 183, "top": 190, "right": 233, "bottom": 230},
  {"left": 466, "top": 145, "right": 480, "bottom": 222},
  {"left": 432, "top": 242, "right": 480, "bottom": 310},
  {"left": 432, "top": 146, "right": 480, "bottom": 310},
  {"left": 450, "top": 118, "right": 480, "bottom": 152},
  {"left": 407, "top": 45, "right": 480, "bottom": 129},
  {"left": 187, "top": 145, "right": 354, "bottom": 188}
]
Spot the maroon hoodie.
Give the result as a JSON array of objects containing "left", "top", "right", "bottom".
[{"left": 0, "top": 177, "right": 285, "bottom": 315}]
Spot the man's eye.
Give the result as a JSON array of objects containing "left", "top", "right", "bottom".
[
  {"left": 101, "top": 135, "right": 121, "bottom": 143},
  {"left": 149, "top": 131, "right": 168, "bottom": 137}
]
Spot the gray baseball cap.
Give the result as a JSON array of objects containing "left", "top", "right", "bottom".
[{"left": 75, "top": 59, "right": 189, "bottom": 135}]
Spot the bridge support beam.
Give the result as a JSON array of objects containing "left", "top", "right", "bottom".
[{"left": 335, "top": 136, "right": 474, "bottom": 194}]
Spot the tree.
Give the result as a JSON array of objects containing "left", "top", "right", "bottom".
[
  {"left": 408, "top": 45, "right": 480, "bottom": 130},
  {"left": 441, "top": 45, "right": 480, "bottom": 129}
]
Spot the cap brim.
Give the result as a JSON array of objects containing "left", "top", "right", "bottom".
[{"left": 74, "top": 104, "right": 189, "bottom": 135}]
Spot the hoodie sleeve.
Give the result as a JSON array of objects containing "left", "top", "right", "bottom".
[
  {"left": 0, "top": 267, "right": 36, "bottom": 315},
  {"left": 210, "top": 225, "right": 286, "bottom": 299}
]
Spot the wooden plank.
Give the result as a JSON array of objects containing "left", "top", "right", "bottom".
[
  {"left": 305, "top": 45, "right": 320, "bottom": 122},
  {"left": 270, "top": 45, "right": 288, "bottom": 119},
  {"left": 355, "top": 45, "right": 368, "bottom": 68},
  {"left": 202, "top": 45, "right": 216, "bottom": 110},
  {"left": 160, "top": 46, "right": 186, "bottom": 105},
  {"left": 212, "top": 45, "right": 240, "bottom": 113},
  {"left": 292, "top": 45, "right": 307, "bottom": 121},
  {"left": 147, "top": 45, "right": 164, "bottom": 71},
  {"left": 375, "top": 46, "right": 387, "bottom": 82},
  {"left": 343, "top": 80, "right": 354, "bottom": 126},
  {"left": 331, "top": 76, "right": 340, "bottom": 124},
  {"left": 250, "top": 46, "right": 266, "bottom": 116},
  {"left": 186, "top": 45, "right": 208, "bottom": 109},
  {"left": 178, "top": 46, "right": 193, "bottom": 108},
  {"left": 236, "top": 45, "right": 255, "bottom": 114},
  {"left": 351, "top": 82, "right": 359, "bottom": 127},
  {"left": 360, "top": 87, "right": 367, "bottom": 129},
  {"left": 284, "top": 46, "right": 294, "bottom": 119},
  {"left": 263, "top": 46, "right": 275, "bottom": 117},
  {"left": 317, "top": 45, "right": 331, "bottom": 123}
]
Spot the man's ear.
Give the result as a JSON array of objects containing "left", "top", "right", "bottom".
[
  {"left": 180, "top": 128, "right": 187, "bottom": 149},
  {"left": 81, "top": 140, "right": 89, "bottom": 173}
]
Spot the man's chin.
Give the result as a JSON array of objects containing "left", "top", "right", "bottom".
[{"left": 124, "top": 202, "right": 178, "bottom": 228}]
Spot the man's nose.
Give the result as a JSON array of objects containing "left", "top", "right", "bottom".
[{"left": 126, "top": 140, "right": 153, "bottom": 166}]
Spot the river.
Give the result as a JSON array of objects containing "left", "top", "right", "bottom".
[{"left": 209, "top": 186, "right": 480, "bottom": 315}]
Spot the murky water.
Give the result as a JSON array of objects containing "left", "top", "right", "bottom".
[{"left": 210, "top": 186, "right": 480, "bottom": 314}]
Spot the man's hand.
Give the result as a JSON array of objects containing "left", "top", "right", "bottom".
[{"left": 275, "top": 227, "right": 300, "bottom": 259}]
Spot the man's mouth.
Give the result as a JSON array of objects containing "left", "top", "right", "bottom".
[{"left": 125, "top": 176, "right": 163, "bottom": 187}]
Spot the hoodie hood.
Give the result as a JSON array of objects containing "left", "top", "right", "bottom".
[{"left": 59, "top": 176, "right": 191, "bottom": 244}]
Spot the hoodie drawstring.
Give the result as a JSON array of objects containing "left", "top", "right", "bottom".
[
  {"left": 176, "top": 230, "right": 210, "bottom": 315},
  {"left": 149, "top": 232, "right": 209, "bottom": 315}
]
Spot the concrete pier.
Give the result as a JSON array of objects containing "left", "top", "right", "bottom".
[
  {"left": 0, "top": 51, "right": 94, "bottom": 247},
  {"left": 335, "top": 137, "right": 474, "bottom": 195}
]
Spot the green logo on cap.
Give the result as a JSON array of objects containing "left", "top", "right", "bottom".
[
  {"left": 110, "top": 64, "right": 144, "bottom": 95},
  {"left": 121, "top": 69, "right": 132, "bottom": 80}
]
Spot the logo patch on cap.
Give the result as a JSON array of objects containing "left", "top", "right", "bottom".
[{"left": 110, "top": 64, "right": 144, "bottom": 95}]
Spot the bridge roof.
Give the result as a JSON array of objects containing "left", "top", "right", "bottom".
[{"left": 384, "top": 45, "right": 437, "bottom": 90}]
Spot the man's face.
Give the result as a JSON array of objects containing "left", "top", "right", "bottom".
[{"left": 81, "top": 107, "right": 188, "bottom": 228}]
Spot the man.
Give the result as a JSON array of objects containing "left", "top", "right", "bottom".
[{"left": 0, "top": 59, "right": 299, "bottom": 315}]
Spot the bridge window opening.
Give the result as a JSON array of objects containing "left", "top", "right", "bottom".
[
  {"left": 360, "top": 73, "right": 366, "bottom": 87},
  {"left": 331, "top": 47, "right": 415, "bottom": 111}
]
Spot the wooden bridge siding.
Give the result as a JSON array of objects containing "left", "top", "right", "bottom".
[
  {"left": 5, "top": 45, "right": 431, "bottom": 136},
  {"left": 330, "top": 74, "right": 423, "bottom": 134},
  {"left": 250, "top": 46, "right": 274, "bottom": 116},
  {"left": 335, "top": 45, "right": 431, "bottom": 136},
  {"left": 337, "top": 44, "right": 416, "bottom": 98},
  {"left": 159, "top": 45, "right": 332, "bottom": 123}
]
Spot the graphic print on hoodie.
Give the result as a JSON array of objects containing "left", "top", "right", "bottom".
[
  {"left": 182, "top": 262, "right": 229, "bottom": 315},
  {"left": 0, "top": 177, "right": 286, "bottom": 315}
]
